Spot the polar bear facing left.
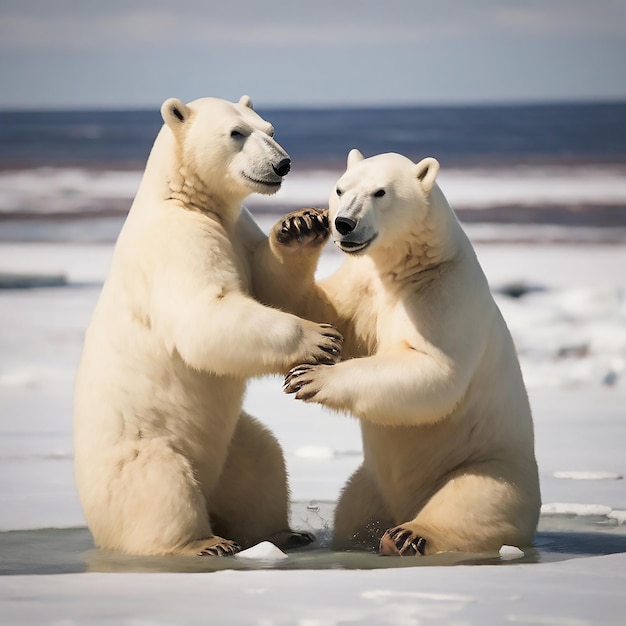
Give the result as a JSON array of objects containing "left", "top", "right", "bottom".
[{"left": 73, "top": 96, "right": 342, "bottom": 556}]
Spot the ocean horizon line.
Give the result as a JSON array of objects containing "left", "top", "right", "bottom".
[{"left": 2, "top": 97, "right": 626, "bottom": 115}]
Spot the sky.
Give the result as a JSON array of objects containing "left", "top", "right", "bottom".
[{"left": 1, "top": 0, "right": 626, "bottom": 110}]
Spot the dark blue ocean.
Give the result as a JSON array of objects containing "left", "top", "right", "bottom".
[
  {"left": 2, "top": 101, "right": 626, "bottom": 169},
  {"left": 0, "top": 101, "right": 625, "bottom": 242}
]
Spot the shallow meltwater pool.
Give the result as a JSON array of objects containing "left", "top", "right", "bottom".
[{"left": 2, "top": 501, "right": 625, "bottom": 575}]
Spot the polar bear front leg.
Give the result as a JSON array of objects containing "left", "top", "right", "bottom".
[
  {"left": 251, "top": 208, "right": 331, "bottom": 314},
  {"left": 283, "top": 350, "right": 468, "bottom": 427},
  {"left": 271, "top": 207, "right": 330, "bottom": 253}
]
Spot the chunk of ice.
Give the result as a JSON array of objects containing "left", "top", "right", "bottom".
[
  {"left": 499, "top": 545, "right": 524, "bottom": 560},
  {"left": 235, "top": 541, "right": 288, "bottom": 561}
]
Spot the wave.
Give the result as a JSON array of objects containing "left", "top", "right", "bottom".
[
  {"left": 1, "top": 164, "right": 626, "bottom": 219},
  {"left": 0, "top": 168, "right": 141, "bottom": 216}
]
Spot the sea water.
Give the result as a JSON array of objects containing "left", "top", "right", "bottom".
[
  {"left": 1, "top": 102, "right": 625, "bottom": 245},
  {"left": 2, "top": 502, "right": 626, "bottom": 575}
]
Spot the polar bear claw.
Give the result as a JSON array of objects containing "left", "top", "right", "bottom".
[
  {"left": 275, "top": 208, "right": 330, "bottom": 248},
  {"left": 380, "top": 527, "right": 426, "bottom": 557}
]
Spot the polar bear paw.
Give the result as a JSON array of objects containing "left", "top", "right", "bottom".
[
  {"left": 295, "top": 324, "right": 343, "bottom": 368},
  {"left": 196, "top": 536, "right": 242, "bottom": 557},
  {"left": 283, "top": 363, "right": 330, "bottom": 401},
  {"left": 272, "top": 208, "right": 329, "bottom": 250},
  {"left": 379, "top": 526, "right": 427, "bottom": 557}
]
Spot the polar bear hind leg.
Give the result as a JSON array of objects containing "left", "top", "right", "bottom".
[
  {"left": 209, "top": 411, "right": 314, "bottom": 550},
  {"left": 379, "top": 464, "right": 540, "bottom": 556},
  {"left": 83, "top": 437, "right": 239, "bottom": 556},
  {"left": 333, "top": 464, "right": 394, "bottom": 551}
]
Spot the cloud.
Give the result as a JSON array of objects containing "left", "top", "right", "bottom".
[
  {"left": 1, "top": 0, "right": 625, "bottom": 107},
  {"left": 491, "top": 3, "right": 626, "bottom": 39},
  {"left": 3, "top": 0, "right": 624, "bottom": 55}
]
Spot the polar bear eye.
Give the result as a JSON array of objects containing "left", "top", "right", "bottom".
[
  {"left": 230, "top": 129, "right": 245, "bottom": 139},
  {"left": 373, "top": 188, "right": 386, "bottom": 198},
  {"left": 336, "top": 188, "right": 343, "bottom": 197}
]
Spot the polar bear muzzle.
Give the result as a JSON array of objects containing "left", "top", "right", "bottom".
[
  {"left": 237, "top": 132, "right": 292, "bottom": 194},
  {"left": 332, "top": 202, "right": 379, "bottom": 254}
]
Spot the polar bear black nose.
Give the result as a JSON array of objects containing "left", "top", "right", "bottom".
[
  {"left": 335, "top": 216, "right": 357, "bottom": 235},
  {"left": 272, "top": 158, "right": 291, "bottom": 177}
]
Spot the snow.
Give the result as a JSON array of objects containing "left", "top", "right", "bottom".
[
  {"left": 2, "top": 557, "right": 625, "bottom": 625},
  {"left": 1, "top": 237, "right": 626, "bottom": 623},
  {"left": 541, "top": 503, "right": 614, "bottom": 517},
  {"left": 4, "top": 164, "right": 626, "bottom": 214},
  {"left": 0, "top": 168, "right": 141, "bottom": 214}
]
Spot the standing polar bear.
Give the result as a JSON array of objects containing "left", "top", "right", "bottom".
[
  {"left": 253, "top": 150, "right": 541, "bottom": 556},
  {"left": 73, "top": 96, "right": 342, "bottom": 557}
]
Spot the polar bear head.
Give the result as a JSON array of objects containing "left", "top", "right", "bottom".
[
  {"left": 329, "top": 150, "right": 441, "bottom": 256},
  {"left": 160, "top": 95, "right": 291, "bottom": 204}
]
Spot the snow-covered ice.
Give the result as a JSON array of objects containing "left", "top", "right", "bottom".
[
  {"left": 541, "top": 503, "right": 614, "bottom": 517},
  {"left": 3, "top": 164, "right": 626, "bottom": 214},
  {"left": 1, "top": 237, "right": 625, "bottom": 624}
]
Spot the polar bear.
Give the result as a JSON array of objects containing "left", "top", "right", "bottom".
[
  {"left": 250, "top": 150, "right": 541, "bottom": 556},
  {"left": 73, "top": 96, "right": 342, "bottom": 557}
]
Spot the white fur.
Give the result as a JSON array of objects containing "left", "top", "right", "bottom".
[
  {"left": 73, "top": 96, "right": 340, "bottom": 556},
  {"left": 254, "top": 151, "right": 541, "bottom": 555}
]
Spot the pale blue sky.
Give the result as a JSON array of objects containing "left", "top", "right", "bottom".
[{"left": 1, "top": 0, "right": 625, "bottom": 109}]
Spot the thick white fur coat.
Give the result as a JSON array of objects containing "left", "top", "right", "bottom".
[
  {"left": 73, "top": 96, "right": 341, "bottom": 556},
  {"left": 253, "top": 150, "right": 541, "bottom": 555}
]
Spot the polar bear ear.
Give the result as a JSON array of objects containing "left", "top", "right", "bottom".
[
  {"left": 347, "top": 149, "right": 365, "bottom": 169},
  {"left": 415, "top": 157, "right": 440, "bottom": 194},
  {"left": 238, "top": 95, "right": 254, "bottom": 110},
  {"left": 161, "top": 98, "right": 190, "bottom": 129}
]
